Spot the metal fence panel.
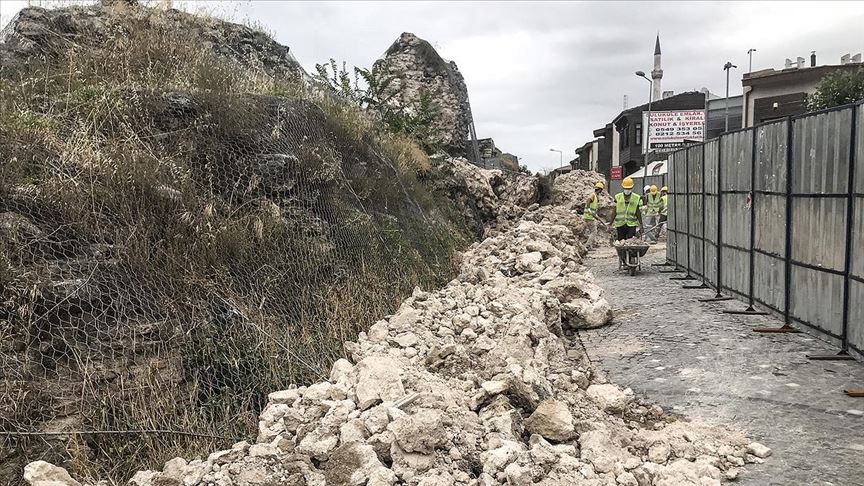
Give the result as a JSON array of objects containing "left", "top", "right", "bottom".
[
  {"left": 720, "top": 193, "right": 751, "bottom": 249},
  {"left": 721, "top": 247, "right": 750, "bottom": 297},
  {"left": 850, "top": 280, "right": 864, "bottom": 358},
  {"left": 755, "top": 120, "right": 788, "bottom": 192},
  {"left": 705, "top": 140, "right": 720, "bottom": 197},
  {"left": 857, "top": 104, "right": 864, "bottom": 191},
  {"left": 755, "top": 194, "right": 786, "bottom": 257},
  {"left": 721, "top": 130, "right": 753, "bottom": 191},
  {"left": 793, "top": 109, "right": 852, "bottom": 194},
  {"left": 853, "top": 198, "right": 864, "bottom": 281},
  {"left": 704, "top": 194, "right": 718, "bottom": 286},
  {"left": 687, "top": 146, "right": 703, "bottom": 277},
  {"left": 790, "top": 265, "right": 845, "bottom": 340},
  {"left": 791, "top": 197, "right": 847, "bottom": 272},
  {"left": 753, "top": 253, "right": 785, "bottom": 313}
]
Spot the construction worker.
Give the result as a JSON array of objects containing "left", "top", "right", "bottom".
[
  {"left": 659, "top": 186, "right": 669, "bottom": 225},
  {"left": 610, "top": 177, "right": 642, "bottom": 241},
  {"left": 643, "top": 185, "right": 662, "bottom": 242},
  {"left": 583, "top": 181, "right": 605, "bottom": 221}
]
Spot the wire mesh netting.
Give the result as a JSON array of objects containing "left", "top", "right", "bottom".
[{"left": 0, "top": 4, "right": 468, "bottom": 483}]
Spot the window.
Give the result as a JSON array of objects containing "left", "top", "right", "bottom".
[
  {"left": 619, "top": 123, "right": 629, "bottom": 148},
  {"left": 635, "top": 123, "right": 642, "bottom": 146}
]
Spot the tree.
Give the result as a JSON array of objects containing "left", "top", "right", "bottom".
[{"left": 806, "top": 67, "right": 864, "bottom": 111}]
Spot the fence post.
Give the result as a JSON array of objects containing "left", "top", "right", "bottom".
[
  {"left": 726, "top": 128, "right": 767, "bottom": 315},
  {"left": 841, "top": 106, "right": 858, "bottom": 353}
]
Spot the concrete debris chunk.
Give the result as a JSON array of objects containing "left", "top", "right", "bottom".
[
  {"left": 746, "top": 442, "right": 772, "bottom": 458},
  {"left": 524, "top": 399, "right": 575, "bottom": 441},
  {"left": 586, "top": 383, "right": 634, "bottom": 412},
  {"left": 23, "top": 462, "right": 81, "bottom": 486},
  {"left": 355, "top": 356, "right": 405, "bottom": 410}
]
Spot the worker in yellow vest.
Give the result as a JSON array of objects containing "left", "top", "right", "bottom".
[
  {"left": 582, "top": 181, "right": 605, "bottom": 221},
  {"left": 610, "top": 177, "right": 642, "bottom": 241},
  {"left": 659, "top": 186, "right": 669, "bottom": 226},
  {"left": 643, "top": 185, "right": 662, "bottom": 242}
]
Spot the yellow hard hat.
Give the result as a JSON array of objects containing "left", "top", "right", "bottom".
[
  {"left": 661, "top": 186, "right": 668, "bottom": 192},
  {"left": 650, "top": 185, "right": 658, "bottom": 193},
  {"left": 621, "top": 177, "right": 634, "bottom": 189},
  {"left": 595, "top": 181, "right": 605, "bottom": 189}
]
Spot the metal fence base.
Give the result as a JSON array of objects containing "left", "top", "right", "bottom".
[
  {"left": 682, "top": 283, "right": 710, "bottom": 289},
  {"left": 807, "top": 351, "right": 854, "bottom": 361},
  {"left": 752, "top": 324, "right": 799, "bottom": 333},
  {"left": 844, "top": 388, "right": 864, "bottom": 397},
  {"left": 699, "top": 296, "right": 734, "bottom": 302},
  {"left": 724, "top": 306, "right": 767, "bottom": 316}
]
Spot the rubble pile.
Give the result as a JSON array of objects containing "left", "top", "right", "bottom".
[
  {"left": 613, "top": 238, "right": 648, "bottom": 247},
  {"left": 27, "top": 201, "right": 767, "bottom": 486},
  {"left": 547, "top": 170, "right": 614, "bottom": 215},
  {"left": 430, "top": 157, "right": 538, "bottom": 237},
  {"left": 518, "top": 170, "right": 615, "bottom": 250}
]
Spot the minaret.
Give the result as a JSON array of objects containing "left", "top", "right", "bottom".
[{"left": 651, "top": 34, "right": 663, "bottom": 101}]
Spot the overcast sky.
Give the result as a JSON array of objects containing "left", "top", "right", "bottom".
[{"left": 3, "top": 1, "right": 864, "bottom": 172}]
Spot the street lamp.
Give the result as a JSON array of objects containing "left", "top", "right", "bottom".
[
  {"left": 635, "top": 70, "right": 653, "bottom": 181},
  {"left": 549, "top": 148, "right": 563, "bottom": 168},
  {"left": 723, "top": 61, "right": 737, "bottom": 133}
]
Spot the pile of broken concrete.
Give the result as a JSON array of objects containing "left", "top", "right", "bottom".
[{"left": 24, "top": 200, "right": 769, "bottom": 486}]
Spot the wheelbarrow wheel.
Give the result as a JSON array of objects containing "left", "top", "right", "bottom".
[{"left": 629, "top": 265, "right": 636, "bottom": 276}]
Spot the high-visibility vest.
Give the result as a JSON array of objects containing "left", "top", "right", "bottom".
[
  {"left": 583, "top": 193, "right": 599, "bottom": 220},
  {"left": 646, "top": 193, "right": 662, "bottom": 214},
  {"left": 614, "top": 193, "right": 641, "bottom": 228},
  {"left": 660, "top": 194, "right": 668, "bottom": 216}
]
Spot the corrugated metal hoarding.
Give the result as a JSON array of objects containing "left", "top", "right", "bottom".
[{"left": 665, "top": 101, "right": 863, "bottom": 358}]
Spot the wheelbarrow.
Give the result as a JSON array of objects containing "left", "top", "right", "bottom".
[{"left": 615, "top": 242, "right": 650, "bottom": 276}]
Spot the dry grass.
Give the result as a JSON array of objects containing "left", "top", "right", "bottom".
[{"left": 0, "top": 2, "right": 469, "bottom": 483}]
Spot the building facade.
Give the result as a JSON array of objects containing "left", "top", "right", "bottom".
[
  {"left": 575, "top": 91, "right": 708, "bottom": 181},
  {"left": 742, "top": 54, "right": 863, "bottom": 127}
]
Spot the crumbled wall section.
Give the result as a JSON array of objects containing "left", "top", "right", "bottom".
[
  {"left": 376, "top": 33, "right": 472, "bottom": 156},
  {"left": 26, "top": 184, "right": 771, "bottom": 486}
]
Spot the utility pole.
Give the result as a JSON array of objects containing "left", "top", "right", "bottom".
[
  {"left": 723, "top": 61, "right": 737, "bottom": 133},
  {"left": 635, "top": 71, "right": 653, "bottom": 181},
  {"left": 747, "top": 48, "right": 756, "bottom": 73}
]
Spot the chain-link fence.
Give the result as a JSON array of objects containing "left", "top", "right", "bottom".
[
  {"left": 666, "top": 100, "right": 863, "bottom": 360},
  {"left": 0, "top": 5, "right": 467, "bottom": 483}
]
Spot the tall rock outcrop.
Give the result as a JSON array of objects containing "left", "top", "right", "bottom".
[{"left": 375, "top": 32, "right": 473, "bottom": 156}]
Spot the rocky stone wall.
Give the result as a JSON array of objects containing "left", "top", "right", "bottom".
[{"left": 375, "top": 33, "right": 472, "bottom": 156}]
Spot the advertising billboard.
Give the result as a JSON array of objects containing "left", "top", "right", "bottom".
[{"left": 642, "top": 110, "right": 705, "bottom": 153}]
